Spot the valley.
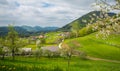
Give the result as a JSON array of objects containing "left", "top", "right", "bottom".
[{"left": 0, "top": 0, "right": 120, "bottom": 71}]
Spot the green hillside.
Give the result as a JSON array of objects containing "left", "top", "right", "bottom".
[{"left": 65, "top": 33, "right": 120, "bottom": 61}]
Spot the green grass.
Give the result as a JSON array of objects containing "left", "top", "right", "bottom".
[
  {"left": 1, "top": 31, "right": 120, "bottom": 71},
  {"left": 0, "top": 56, "right": 120, "bottom": 71},
  {"left": 65, "top": 33, "right": 120, "bottom": 61},
  {"left": 45, "top": 32, "right": 62, "bottom": 44}
]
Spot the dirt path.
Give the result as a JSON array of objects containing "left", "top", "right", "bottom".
[{"left": 86, "top": 56, "right": 120, "bottom": 63}]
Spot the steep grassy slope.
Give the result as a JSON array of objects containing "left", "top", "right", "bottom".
[{"left": 65, "top": 33, "right": 120, "bottom": 61}]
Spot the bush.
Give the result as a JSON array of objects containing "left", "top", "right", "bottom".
[
  {"left": 34, "top": 49, "right": 42, "bottom": 58},
  {"left": 79, "top": 51, "right": 87, "bottom": 60},
  {"left": 79, "top": 25, "right": 95, "bottom": 37},
  {"left": 52, "top": 52, "right": 61, "bottom": 57}
]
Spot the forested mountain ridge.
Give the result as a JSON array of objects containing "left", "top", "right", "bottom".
[
  {"left": 0, "top": 26, "right": 58, "bottom": 37},
  {"left": 58, "top": 11, "right": 116, "bottom": 31}
]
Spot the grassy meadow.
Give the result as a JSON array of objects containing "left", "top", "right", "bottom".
[
  {"left": 0, "top": 8, "right": 120, "bottom": 71},
  {"left": 65, "top": 33, "right": 120, "bottom": 61},
  {"left": 0, "top": 56, "right": 120, "bottom": 71},
  {"left": 0, "top": 32, "right": 120, "bottom": 71}
]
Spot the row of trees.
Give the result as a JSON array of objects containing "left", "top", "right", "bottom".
[
  {"left": 91, "top": 0, "right": 120, "bottom": 39},
  {"left": 0, "top": 25, "right": 27, "bottom": 60}
]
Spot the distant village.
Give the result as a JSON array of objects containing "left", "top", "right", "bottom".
[{"left": 1, "top": 32, "right": 76, "bottom": 57}]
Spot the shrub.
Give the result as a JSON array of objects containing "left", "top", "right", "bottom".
[
  {"left": 34, "top": 49, "right": 42, "bottom": 58},
  {"left": 79, "top": 51, "right": 87, "bottom": 60}
]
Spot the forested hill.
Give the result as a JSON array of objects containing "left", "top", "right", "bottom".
[
  {"left": 58, "top": 11, "right": 116, "bottom": 31},
  {"left": 0, "top": 26, "right": 58, "bottom": 37}
]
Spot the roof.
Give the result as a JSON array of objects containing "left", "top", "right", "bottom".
[{"left": 41, "top": 46, "right": 59, "bottom": 52}]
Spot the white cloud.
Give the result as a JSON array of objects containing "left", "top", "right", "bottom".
[{"left": 1, "top": 0, "right": 115, "bottom": 27}]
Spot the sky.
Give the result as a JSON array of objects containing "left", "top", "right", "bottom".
[{"left": 0, "top": 0, "right": 116, "bottom": 27}]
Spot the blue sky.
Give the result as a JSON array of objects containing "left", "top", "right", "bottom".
[{"left": 0, "top": 0, "right": 116, "bottom": 27}]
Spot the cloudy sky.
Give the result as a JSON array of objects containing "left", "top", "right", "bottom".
[{"left": 0, "top": 0, "right": 116, "bottom": 27}]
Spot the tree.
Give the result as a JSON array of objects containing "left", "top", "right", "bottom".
[
  {"left": 35, "top": 35, "right": 46, "bottom": 58},
  {"left": 35, "top": 36, "right": 46, "bottom": 58},
  {"left": 60, "top": 42, "right": 74, "bottom": 70},
  {"left": 7, "top": 25, "right": 18, "bottom": 60},
  {"left": 92, "top": 0, "right": 120, "bottom": 38},
  {"left": 34, "top": 48, "right": 42, "bottom": 59},
  {"left": 0, "top": 38, "right": 6, "bottom": 60},
  {"left": 35, "top": 39, "right": 43, "bottom": 59},
  {"left": 71, "top": 21, "right": 81, "bottom": 37}
]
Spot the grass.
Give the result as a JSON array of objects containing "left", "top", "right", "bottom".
[
  {"left": 0, "top": 56, "right": 120, "bottom": 71},
  {"left": 1, "top": 31, "right": 120, "bottom": 71},
  {"left": 45, "top": 32, "right": 62, "bottom": 44},
  {"left": 65, "top": 33, "right": 120, "bottom": 61}
]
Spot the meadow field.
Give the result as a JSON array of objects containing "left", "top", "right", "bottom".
[
  {"left": 0, "top": 56, "right": 120, "bottom": 71},
  {"left": 0, "top": 0, "right": 120, "bottom": 71},
  {"left": 0, "top": 32, "right": 120, "bottom": 71}
]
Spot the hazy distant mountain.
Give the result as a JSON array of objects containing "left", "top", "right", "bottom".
[
  {"left": 34, "top": 26, "right": 43, "bottom": 32},
  {"left": 22, "top": 26, "right": 36, "bottom": 32},
  {"left": 0, "top": 26, "right": 58, "bottom": 37},
  {"left": 0, "top": 26, "right": 29, "bottom": 37},
  {"left": 58, "top": 11, "right": 116, "bottom": 31},
  {"left": 43, "top": 27, "right": 59, "bottom": 31},
  {"left": 22, "top": 26, "right": 58, "bottom": 32}
]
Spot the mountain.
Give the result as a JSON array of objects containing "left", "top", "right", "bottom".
[
  {"left": 22, "top": 26, "right": 58, "bottom": 32},
  {"left": 22, "top": 26, "right": 36, "bottom": 32},
  {"left": 34, "top": 26, "right": 43, "bottom": 32},
  {"left": 0, "top": 27, "right": 8, "bottom": 36},
  {"left": 58, "top": 11, "right": 116, "bottom": 31},
  {"left": 43, "top": 27, "right": 59, "bottom": 31},
  {"left": 0, "top": 26, "right": 58, "bottom": 37},
  {"left": 0, "top": 26, "right": 29, "bottom": 37}
]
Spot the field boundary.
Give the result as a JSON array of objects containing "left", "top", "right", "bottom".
[{"left": 87, "top": 56, "right": 120, "bottom": 63}]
